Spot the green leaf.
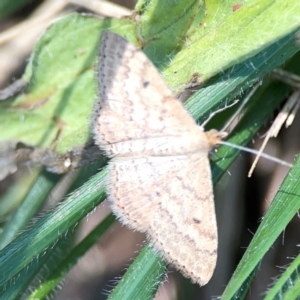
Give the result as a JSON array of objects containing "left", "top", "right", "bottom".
[
  {"left": 186, "top": 29, "right": 300, "bottom": 124},
  {"left": 135, "top": 0, "right": 202, "bottom": 64},
  {"left": 221, "top": 154, "right": 300, "bottom": 299},
  {"left": 27, "top": 214, "right": 115, "bottom": 300},
  {"left": 0, "top": 171, "right": 61, "bottom": 249},
  {"left": 0, "top": 234, "right": 74, "bottom": 300},
  {"left": 263, "top": 253, "right": 300, "bottom": 300},
  {"left": 163, "top": 0, "right": 300, "bottom": 94},
  {"left": 0, "top": 168, "right": 40, "bottom": 218},
  {"left": 108, "top": 244, "right": 166, "bottom": 300},
  {"left": 0, "top": 14, "right": 134, "bottom": 154},
  {"left": 0, "top": 167, "right": 107, "bottom": 288}
]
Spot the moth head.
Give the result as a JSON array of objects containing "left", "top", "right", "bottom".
[{"left": 205, "top": 129, "right": 228, "bottom": 150}]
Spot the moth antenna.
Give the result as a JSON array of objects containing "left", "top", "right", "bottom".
[
  {"left": 219, "top": 140, "right": 293, "bottom": 177},
  {"left": 201, "top": 100, "right": 239, "bottom": 128}
]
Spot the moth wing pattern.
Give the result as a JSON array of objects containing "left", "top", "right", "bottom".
[{"left": 93, "top": 31, "right": 220, "bottom": 286}]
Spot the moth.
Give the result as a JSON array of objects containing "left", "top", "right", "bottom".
[{"left": 92, "top": 31, "right": 226, "bottom": 285}]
